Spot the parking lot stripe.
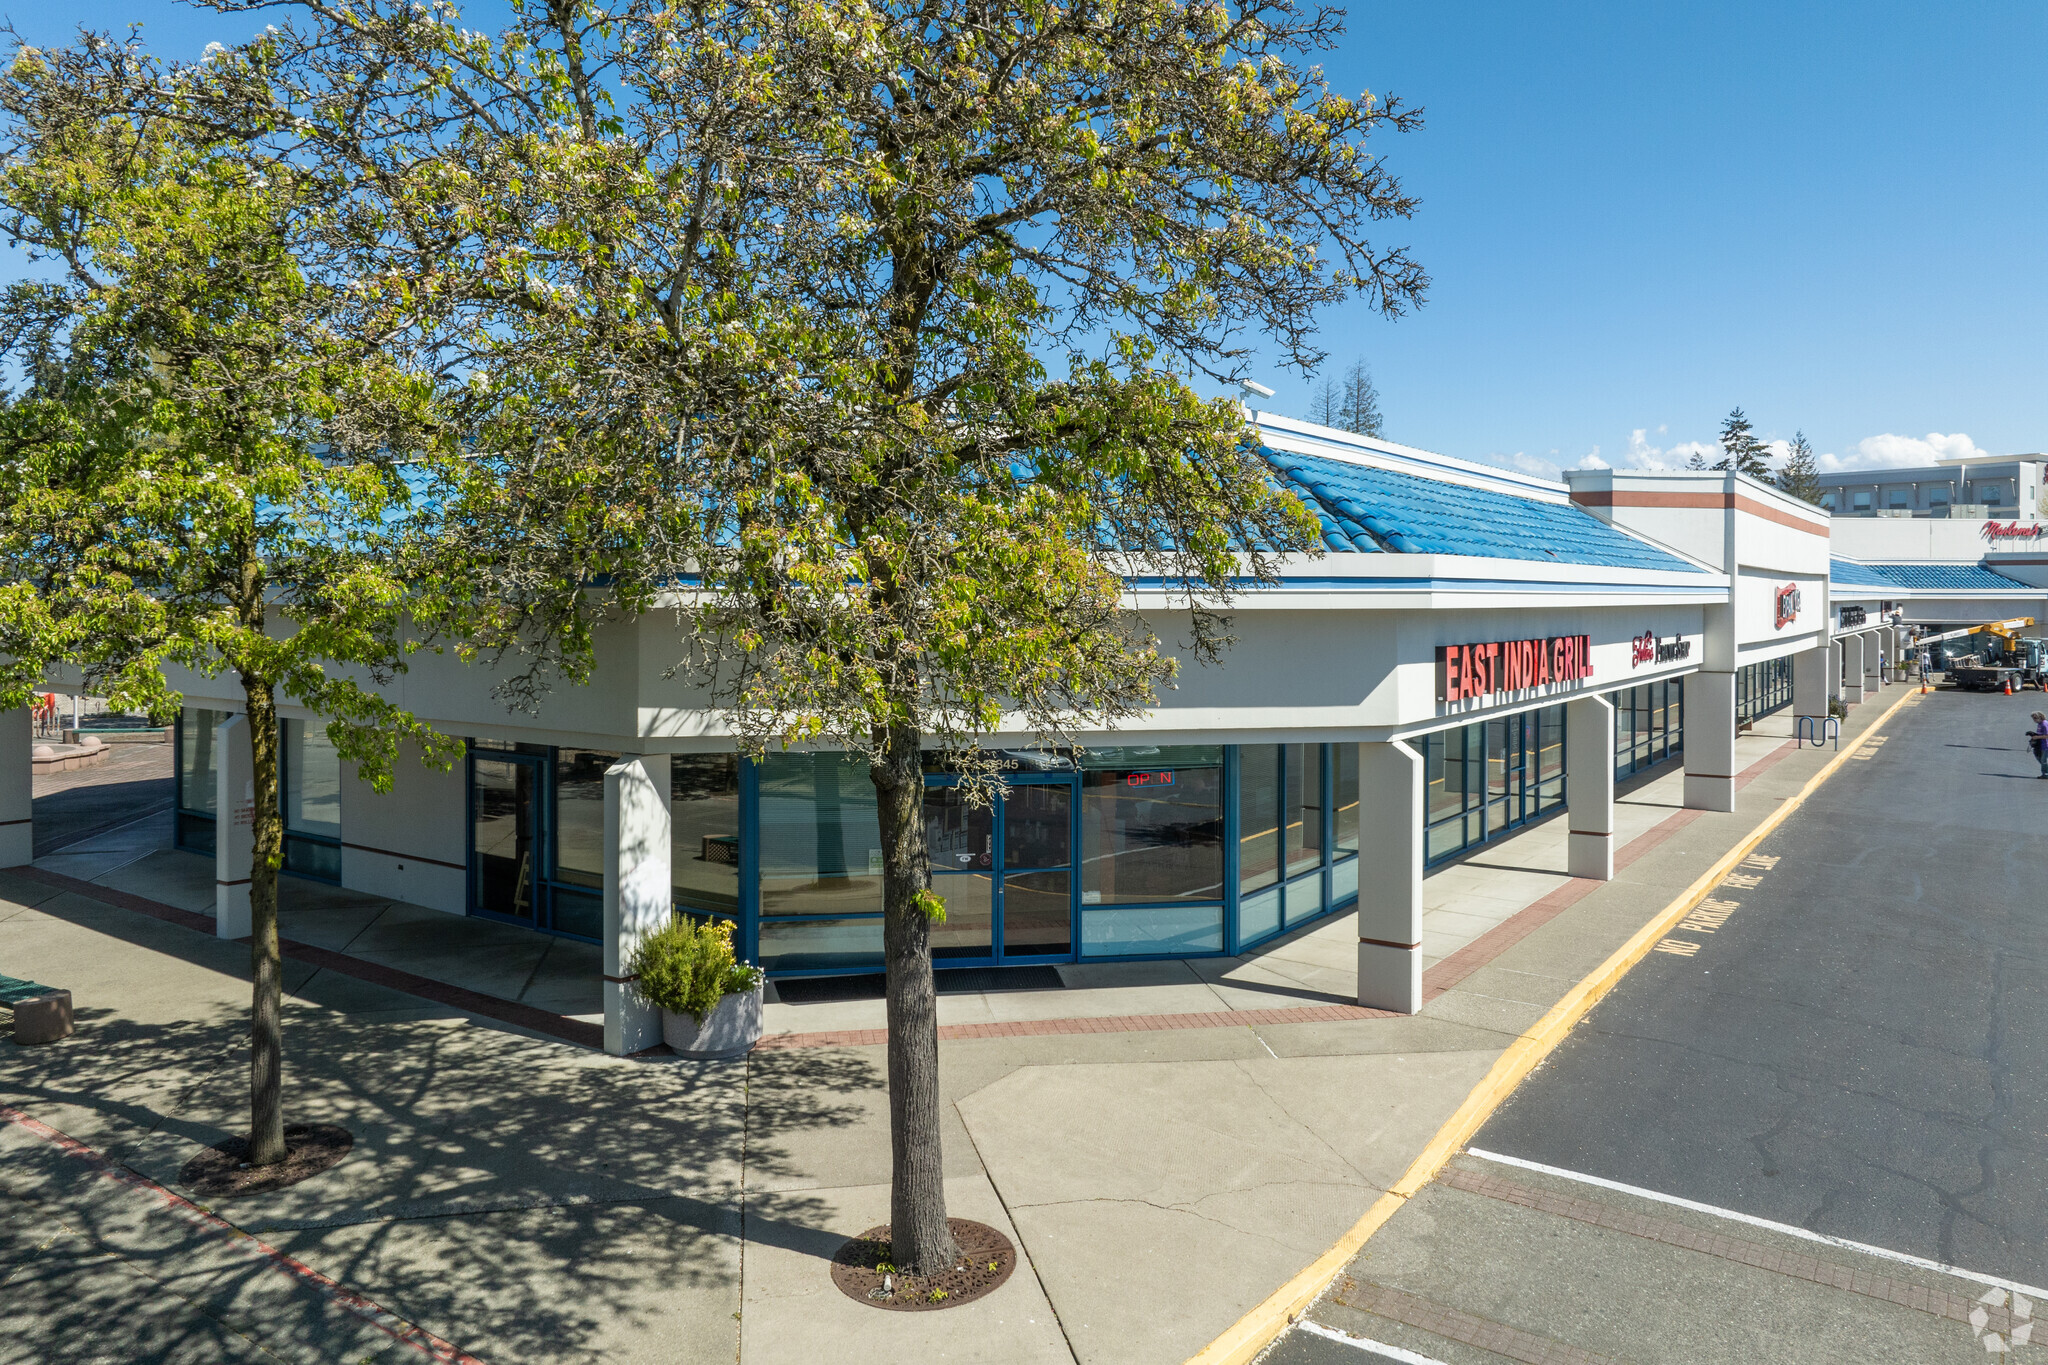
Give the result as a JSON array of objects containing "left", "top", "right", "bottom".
[
  {"left": 1185, "top": 685, "right": 1919, "bottom": 1365},
  {"left": 1296, "top": 1319, "right": 1453, "bottom": 1362},
  {"left": 1464, "top": 1148, "right": 2048, "bottom": 1302},
  {"left": 1329, "top": 1278, "right": 1615, "bottom": 1365}
]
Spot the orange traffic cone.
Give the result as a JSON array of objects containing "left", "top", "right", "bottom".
[{"left": 2006, "top": 677, "right": 2015, "bottom": 695}]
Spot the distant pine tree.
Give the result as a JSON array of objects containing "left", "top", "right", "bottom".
[
  {"left": 1687, "top": 450, "right": 1708, "bottom": 470},
  {"left": 1307, "top": 375, "right": 1343, "bottom": 428},
  {"left": 1777, "top": 430, "right": 1822, "bottom": 504},
  {"left": 1716, "top": 407, "right": 1773, "bottom": 479},
  {"left": 1340, "top": 359, "right": 1383, "bottom": 436}
]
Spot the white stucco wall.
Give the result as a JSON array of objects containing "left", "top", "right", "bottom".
[{"left": 337, "top": 740, "right": 469, "bottom": 915}]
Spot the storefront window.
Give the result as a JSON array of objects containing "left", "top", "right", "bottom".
[
  {"left": 1425, "top": 706, "right": 1568, "bottom": 865},
  {"left": 281, "top": 719, "right": 342, "bottom": 838},
  {"left": 1284, "top": 743, "right": 1323, "bottom": 878},
  {"left": 178, "top": 709, "right": 227, "bottom": 818},
  {"left": 759, "top": 752, "right": 885, "bottom": 917},
  {"left": 552, "top": 749, "right": 617, "bottom": 890},
  {"left": 672, "top": 755, "right": 741, "bottom": 915},
  {"left": 1238, "top": 746, "right": 1282, "bottom": 897},
  {"left": 1079, "top": 747, "right": 1223, "bottom": 904},
  {"left": 175, "top": 707, "right": 229, "bottom": 856},
  {"left": 1334, "top": 745, "right": 1360, "bottom": 855}
]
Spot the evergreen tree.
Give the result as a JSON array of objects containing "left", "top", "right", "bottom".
[
  {"left": 1778, "top": 431, "right": 1823, "bottom": 505},
  {"left": 1716, "top": 407, "right": 1773, "bottom": 478},
  {"left": 1340, "top": 359, "right": 1384, "bottom": 436},
  {"left": 1687, "top": 450, "right": 1709, "bottom": 470},
  {"left": 1307, "top": 375, "right": 1343, "bottom": 428}
]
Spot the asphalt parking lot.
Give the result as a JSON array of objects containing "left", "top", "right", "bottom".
[{"left": 1269, "top": 686, "right": 2048, "bottom": 1363}]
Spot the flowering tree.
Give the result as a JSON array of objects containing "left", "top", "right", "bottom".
[
  {"left": 201, "top": 0, "right": 1428, "bottom": 1270},
  {"left": 0, "top": 38, "right": 457, "bottom": 1166}
]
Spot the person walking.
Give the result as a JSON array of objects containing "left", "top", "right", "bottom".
[{"left": 2028, "top": 712, "right": 2048, "bottom": 778}]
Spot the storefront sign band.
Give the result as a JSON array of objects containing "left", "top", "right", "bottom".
[{"left": 1438, "top": 635, "right": 1593, "bottom": 703}]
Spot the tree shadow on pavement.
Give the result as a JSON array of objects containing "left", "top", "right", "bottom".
[{"left": 1, "top": 942, "right": 887, "bottom": 1363}]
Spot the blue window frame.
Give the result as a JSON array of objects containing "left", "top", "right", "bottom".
[
  {"left": 1423, "top": 706, "right": 1568, "bottom": 865},
  {"left": 173, "top": 706, "right": 342, "bottom": 883},
  {"left": 465, "top": 742, "right": 613, "bottom": 942},
  {"left": 1613, "top": 679, "right": 1684, "bottom": 779}
]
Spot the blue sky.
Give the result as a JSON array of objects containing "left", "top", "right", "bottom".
[{"left": 21, "top": 2, "right": 2048, "bottom": 478}]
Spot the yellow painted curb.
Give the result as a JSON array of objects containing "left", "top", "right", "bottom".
[{"left": 1185, "top": 685, "right": 1920, "bottom": 1365}]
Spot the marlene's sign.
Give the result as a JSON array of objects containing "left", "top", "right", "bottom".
[
  {"left": 1631, "top": 631, "right": 1693, "bottom": 667},
  {"left": 1983, "top": 521, "right": 2045, "bottom": 541},
  {"left": 1438, "top": 635, "right": 1593, "bottom": 703}
]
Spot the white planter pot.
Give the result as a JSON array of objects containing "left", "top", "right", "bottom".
[{"left": 661, "top": 984, "right": 765, "bottom": 1059}]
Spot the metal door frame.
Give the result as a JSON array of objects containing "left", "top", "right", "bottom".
[
  {"left": 467, "top": 749, "right": 551, "bottom": 930},
  {"left": 923, "top": 771, "right": 1081, "bottom": 966}
]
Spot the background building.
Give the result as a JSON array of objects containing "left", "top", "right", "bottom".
[{"left": 1815, "top": 452, "right": 2048, "bottom": 521}]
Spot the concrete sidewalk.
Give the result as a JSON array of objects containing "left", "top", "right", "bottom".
[{"left": 0, "top": 685, "right": 1913, "bottom": 1365}]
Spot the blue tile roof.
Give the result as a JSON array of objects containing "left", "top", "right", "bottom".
[
  {"left": 1860, "top": 562, "right": 2036, "bottom": 592},
  {"left": 1260, "top": 447, "right": 1703, "bottom": 573},
  {"left": 1828, "top": 557, "right": 1900, "bottom": 589}
]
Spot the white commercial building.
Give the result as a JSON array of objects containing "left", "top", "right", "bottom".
[{"left": 5, "top": 414, "right": 2031, "bottom": 1052}]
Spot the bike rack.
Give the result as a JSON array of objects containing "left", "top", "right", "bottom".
[{"left": 1795, "top": 714, "right": 1840, "bottom": 750}]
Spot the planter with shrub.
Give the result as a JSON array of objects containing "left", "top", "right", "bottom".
[{"left": 628, "top": 918, "right": 766, "bottom": 1059}]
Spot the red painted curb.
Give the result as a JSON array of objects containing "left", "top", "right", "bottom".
[{"left": 0, "top": 1105, "right": 490, "bottom": 1365}]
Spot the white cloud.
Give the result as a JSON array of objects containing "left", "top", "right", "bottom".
[
  {"left": 1598, "top": 427, "right": 1717, "bottom": 470},
  {"left": 1815, "top": 432, "right": 1992, "bottom": 474},
  {"left": 1480, "top": 450, "right": 1565, "bottom": 480}
]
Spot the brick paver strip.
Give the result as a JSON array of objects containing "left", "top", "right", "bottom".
[
  {"left": 1441, "top": 1166, "right": 2021, "bottom": 1335},
  {"left": 1331, "top": 1275, "right": 1615, "bottom": 1365},
  {"left": 755, "top": 1001, "right": 1399, "bottom": 1051},
  {"left": 9, "top": 866, "right": 603, "bottom": 1051}
]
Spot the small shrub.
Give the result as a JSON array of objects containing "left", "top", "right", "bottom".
[{"left": 629, "top": 918, "right": 764, "bottom": 1022}]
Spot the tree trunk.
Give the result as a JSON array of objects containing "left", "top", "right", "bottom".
[
  {"left": 871, "top": 723, "right": 959, "bottom": 1274},
  {"left": 242, "top": 675, "right": 288, "bottom": 1167}
]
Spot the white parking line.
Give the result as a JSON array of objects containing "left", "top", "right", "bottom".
[
  {"left": 1466, "top": 1147, "right": 2048, "bottom": 1301},
  {"left": 1294, "top": 1319, "right": 1450, "bottom": 1363}
]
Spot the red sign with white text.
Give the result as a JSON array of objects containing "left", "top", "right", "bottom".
[
  {"left": 1437, "top": 635, "right": 1593, "bottom": 703},
  {"left": 1775, "top": 583, "right": 1801, "bottom": 629}
]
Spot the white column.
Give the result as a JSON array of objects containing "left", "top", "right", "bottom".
[
  {"left": 1793, "top": 644, "right": 1830, "bottom": 719},
  {"left": 1683, "top": 671, "right": 1737, "bottom": 813},
  {"left": 1841, "top": 633, "right": 1865, "bottom": 704},
  {"left": 1829, "top": 641, "right": 1843, "bottom": 700},
  {"left": 1864, "top": 631, "right": 1884, "bottom": 694},
  {"left": 0, "top": 707, "right": 31, "bottom": 867},
  {"left": 1355, "top": 739, "right": 1422, "bottom": 1014},
  {"left": 215, "top": 714, "right": 255, "bottom": 939},
  {"left": 1565, "top": 695, "right": 1615, "bottom": 881},
  {"left": 604, "top": 754, "right": 672, "bottom": 1056}
]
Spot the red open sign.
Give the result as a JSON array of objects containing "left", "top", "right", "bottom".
[{"left": 1125, "top": 770, "right": 1175, "bottom": 787}]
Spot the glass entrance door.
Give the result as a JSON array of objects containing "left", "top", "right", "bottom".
[
  {"left": 472, "top": 753, "right": 544, "bottom": 925},
  {"left": 923, "top": 774, "right": 1077, "bottom": 964}
]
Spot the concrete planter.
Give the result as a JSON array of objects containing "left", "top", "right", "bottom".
[{"left": 660, "top": 984, "right": 765, "bottom": 1059}]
